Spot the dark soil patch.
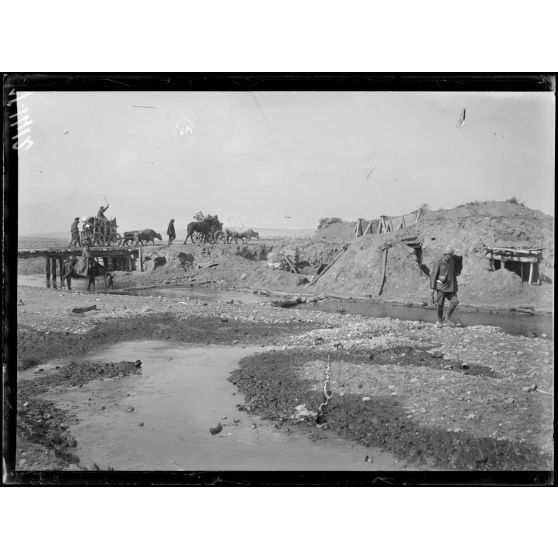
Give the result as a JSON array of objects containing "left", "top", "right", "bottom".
[
  {"left": 17, "top": 315, "right": 317, "bottom": 370},
  {"left": 230, "top": 348, "right": 549, "bottom": 470},
  {"left": 17, "top": 361, "right": 142, "bottom": 469},
  {"left": 359, "top": 346, "right": 497, "bottom": 378}
]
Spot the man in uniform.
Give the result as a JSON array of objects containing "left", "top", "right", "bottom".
[
  {"left": 430, "top": 246, "right": 461, "bottom": 327},
  {"left": 167, "top": 218, "right": 176, "bottom": 245},
  {"left": 68, "top": 217, "right": 81, "bottom": 247},
  {"left": 97, "top": 203, "right": 109, "bottom": 219}
]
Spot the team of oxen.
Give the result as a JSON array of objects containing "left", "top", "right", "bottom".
[
  {"left": 123, "top": 217, "right": 259, "bottom": 246},
  {"left": 60, "top": 215, "right": 260, "bottom": 292}
]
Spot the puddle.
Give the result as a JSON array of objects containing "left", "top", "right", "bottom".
[
  {"left": 50, "top": 340, "right": 400, "bottom": 470},
  {"left": 18, "top": 274, "right": 110, "bottom": 292}
]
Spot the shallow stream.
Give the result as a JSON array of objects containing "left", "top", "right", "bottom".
[
  {"left": 18, "top": 275, "right": 553, "bottom": 338},
  {"left": 47, "top": 340, "right": 398, "bottom": 470}
]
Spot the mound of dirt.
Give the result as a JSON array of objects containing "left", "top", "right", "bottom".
[
  {"left": 314, "top": 236, "right": 428, "bottom": 300},
  {"left": 307, "top": 201, "right": 554, "bottom": 309}
]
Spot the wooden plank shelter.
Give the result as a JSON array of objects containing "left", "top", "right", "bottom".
[{"left": 485, "top": 247, "right": 544, "bottom": 285}]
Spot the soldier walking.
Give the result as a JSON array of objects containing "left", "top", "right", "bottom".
[
  {"left": 430, "top": 246, "right": 462, "bottom": 327},
  {"left": 167, "top": 218, "right": 176, "bottom": 245},
  {"left": 68, "top": 217, "right": 81, "bottom": 247}
]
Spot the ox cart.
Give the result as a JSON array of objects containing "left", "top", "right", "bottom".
[{"left": 80, "top": 217, "right": 123, "bottom": 246}]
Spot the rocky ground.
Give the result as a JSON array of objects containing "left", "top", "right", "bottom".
[{"left": 13, "top": 284, "right": 554, "bottom": 471}]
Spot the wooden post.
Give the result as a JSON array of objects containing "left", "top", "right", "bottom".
[
  {"left": 59, "top": 258, "right": 64, "bottom": 279},
  {"left": 521, "top": 262, "right": 524, "bottom": 282},
  {"left": 45, "top": 257, "right": 51, "bottom": 280},
  {"left": 51, "top": 258, "right": 57, "bottom": 280},
  {"left": 378, "top": 247, "right": 389, "bottom": 296},
  {"left": 363, "top": 221, "right": 373, "bottom": 235},
  {"left": 355, "top": 218, "right": 364, "bottom": 237},
  {"left": 529, "top": 262, "right": 534, "bottom": 285},
  {"left": 139, "top": 246, "right": 144, "bottom": 272}
]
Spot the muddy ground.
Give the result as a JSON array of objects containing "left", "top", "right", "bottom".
[{"left": 13, "top": 284, "right": 554, "bottom": 471}]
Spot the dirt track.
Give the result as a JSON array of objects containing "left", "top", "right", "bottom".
[{"left": 14, "top": 284, "right": 554, "bottom": 471}]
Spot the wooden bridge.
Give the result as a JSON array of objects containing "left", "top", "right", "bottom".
[{"left": 18, "top": 247, "right": 141, "bottom": 280}]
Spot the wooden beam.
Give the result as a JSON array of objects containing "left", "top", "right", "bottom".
[
  {"left": 308, "top": 245, "right": 348, "bottom": 286},
  {"left": 377, "top": 248, "right": 389, "bottom": 296},
  {"left": 45, "top": 257, "right": 51, "bottom": 280},
  {"left": 283, "top": 255, "right": 299, "bottom": 274},
  {"left": 529, "top": 262, "right": 534, "bottom": 285},
  {"left": 51, "top": 258, "right": 57, "bottom": 280},
  {"left": 363, "top": 221, "right": 373, "bottom": 235},
  {"left": 486, "top": 254, "right": 539, "bottom": 263}
]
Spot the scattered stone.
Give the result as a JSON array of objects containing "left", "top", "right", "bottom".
[
  {"left": 100, "top": 406, "right": 106, "bottom": 410},
  {"left": 134, "top": 360, "right": 142, "bottom": 368},
  {"left": 362, "top": 396, "right": 371, "bottom": 402},
  {"left": 126, "top": 406, "right": 135, "bottom": 412},
  {"left": 71, "top": 305, "right": 97, "bottom": 314},
  {"left": 138, "top": 422, "right": 144, "bottom": 427},
  {"left": 461, "top": 363, "right": 469, "bottom": 370},
  {"left": 221, "top": 317, "right": 229, "bottom": 322},
  {"left": 365, "top": 455, "right": 374, "bottom": 463},
  {"left": 23, "top": 402, "right": 29, "bottom": 408},
  {"left": 221, "top": 416, "right": 227, "bottom": 420},
  {"left": 210, "top": 423, "right": 223, "bottom": 435},
  {"left": 431, "top": 351, "right": 443, "bottom": 359}
]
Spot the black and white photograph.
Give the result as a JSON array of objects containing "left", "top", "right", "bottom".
[{"left": 3, "top": 74, "right": 555, "bottom": 485}]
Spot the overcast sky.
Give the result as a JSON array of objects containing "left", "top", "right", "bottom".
[{"left": 18, "top": 90, "right": 555, "bottom": 232}]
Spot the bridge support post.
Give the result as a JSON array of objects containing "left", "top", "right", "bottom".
[
  {"left": 45, "top": 257, "right": 51, "bottom": 280},
  {"left": 51, "top": 258, "right": 57, "bottom": 281},
  {"left": 59, "top": 259, "right": 64, "bottom": 279}
]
